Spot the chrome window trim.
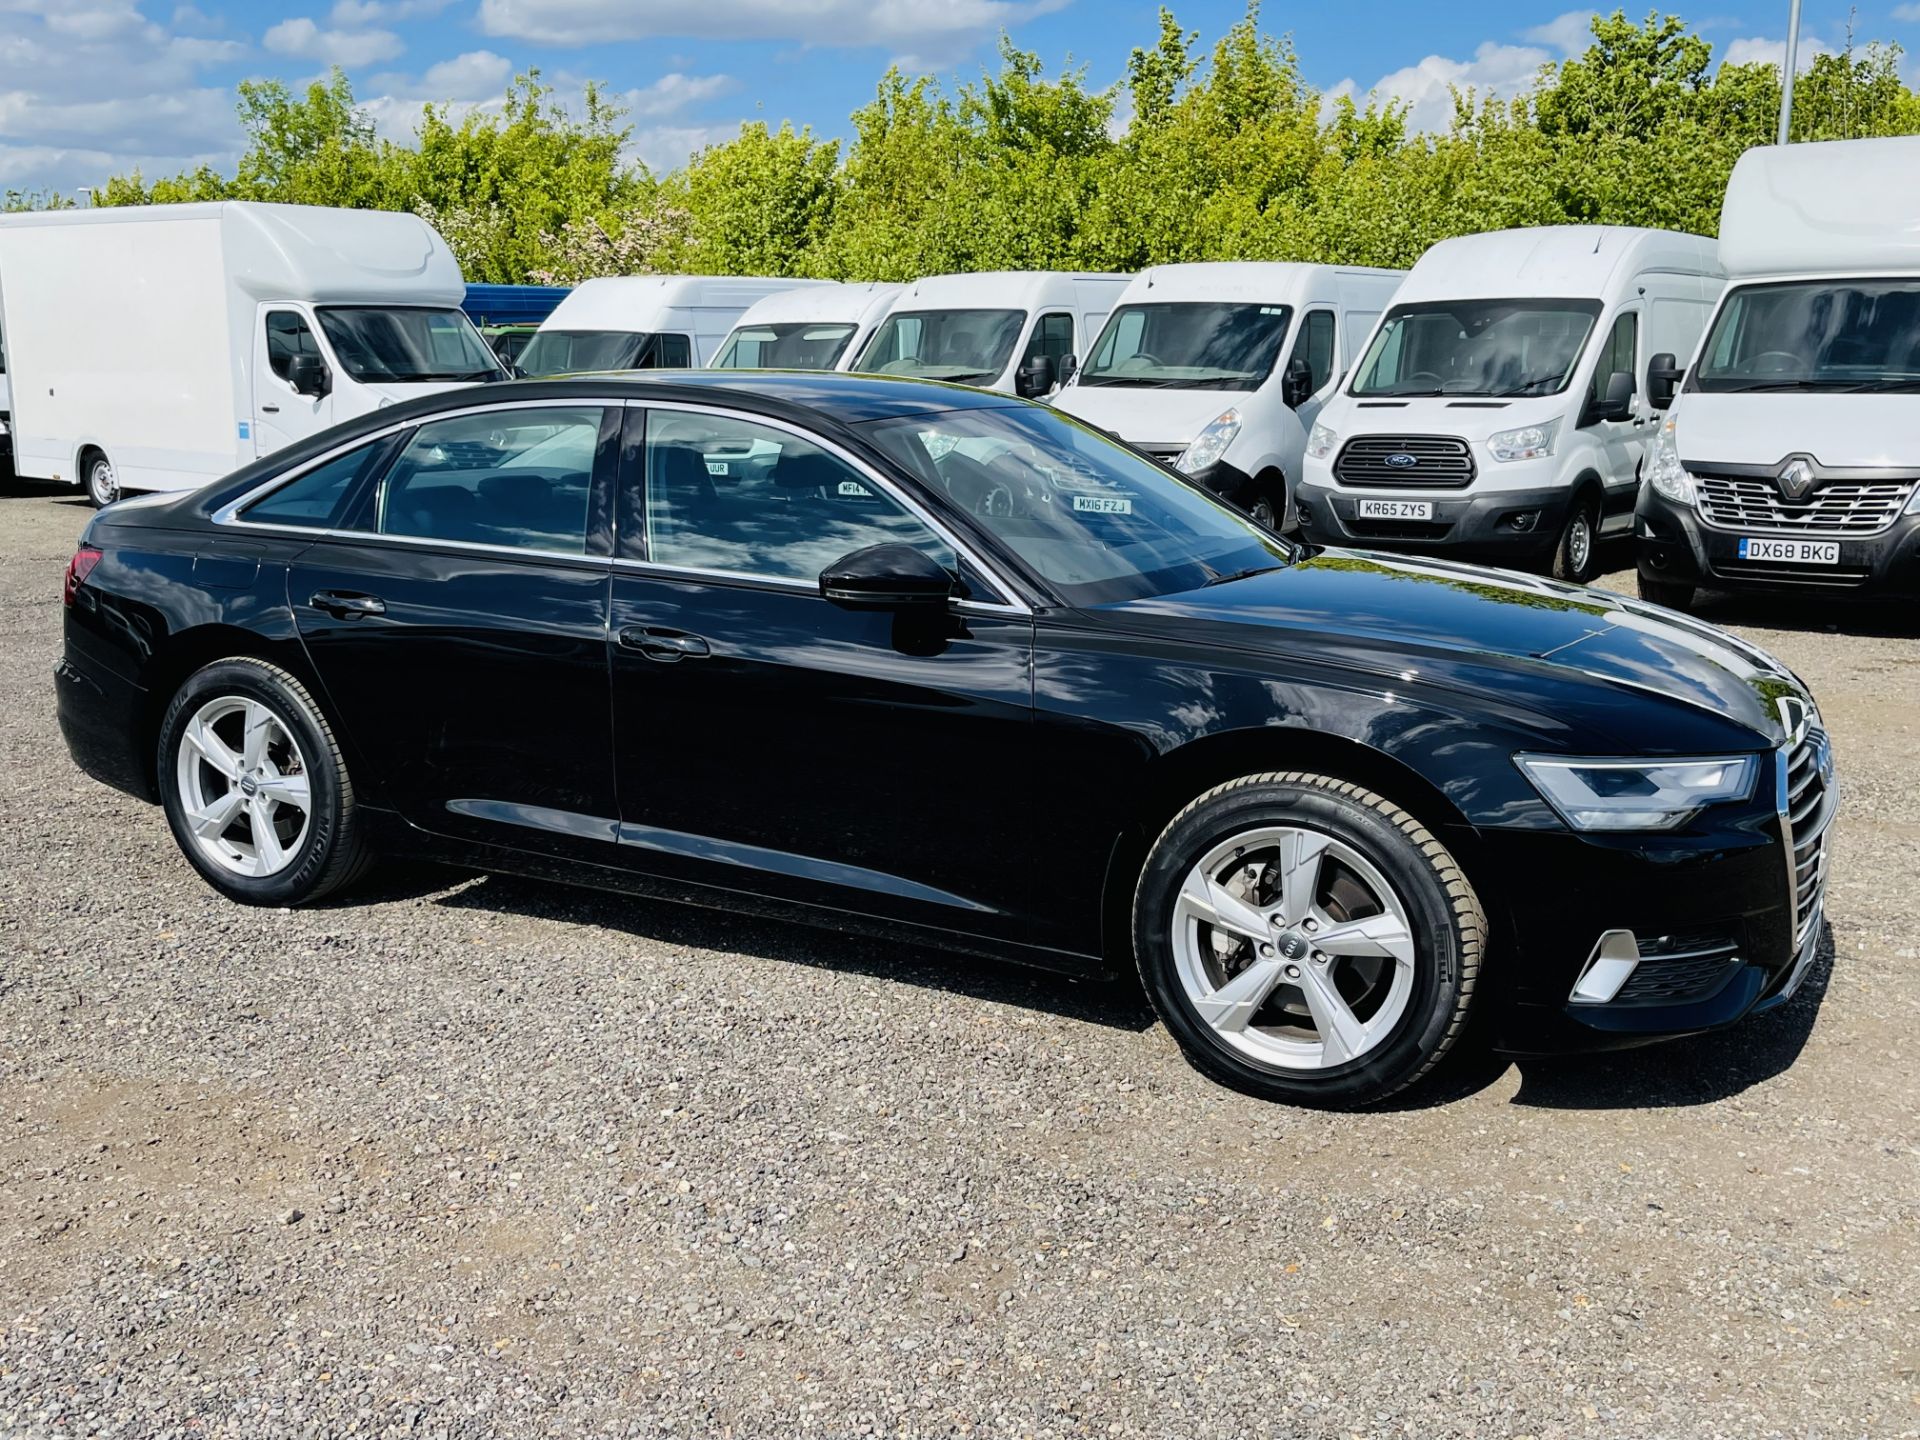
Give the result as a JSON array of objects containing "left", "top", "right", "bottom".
[{"left": 622, "top": 396, "right": 1032, "bottom": 616}]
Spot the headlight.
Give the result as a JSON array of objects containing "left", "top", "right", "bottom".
[
  {"left": 1486, "top": 418, "right": 1558, "bottom": 462},
  {"left": 1177, "top": 408, "right": 1241, "bottom": 474},
  {"left": 1306, "top": 422, "right": 1338, "bottom": 461},
  {"left": 1514, "top": 753, "right": 1758, "bottom": 831},
  {"left": 1646, "top": 416, "right": 1695, "bottom": 504}
]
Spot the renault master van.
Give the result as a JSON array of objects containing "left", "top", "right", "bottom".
[
  {"left": 519, "top": 275, "right": 825, "bottom": 377},
  {"left": 854, "top": 272, "right": 1127, "bottom": 398},
  {"left": 1638, "top": 139, "right": 1920, "bottom": 609},
  {"left": 1057, "top": 263, "right": 1404, "bottom": 529},
  {"left": 712, "top": 282, "right": 901, "bottom": 371},
  {"left": 1299, "top": 227, "right": 1722, "bottom": 580},
  {"left": 0, "top": 201, "right": 505, "bottom": 506}
]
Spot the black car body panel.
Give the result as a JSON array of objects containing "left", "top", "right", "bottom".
[{"left": 58, "top": 371, "right": 1830, "bottom": 1054}]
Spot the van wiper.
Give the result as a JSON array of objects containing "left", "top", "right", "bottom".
[
  {"left": 1840, "top": 377, "right": 1920, "bottom": 393},
  {"left": 1486, "top": 374, "right": 1564, "bottom": 397},
  {"left": 1201, "top": 564, "right": 1286, "bottom": 587}
]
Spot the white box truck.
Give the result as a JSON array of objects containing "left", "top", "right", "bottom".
[
  {"left": 0, "top": 201, "right": 504, "bottom": 506},
  {"left": 1298, "top": 227, "right": 1722, "bottom": 581},
  {"left": 1637, "top": 138, "right": 1920, "bottom": 610},
  {"left": 711, "top": 281, "right": 902, "bottom": 371},
  {"left": 852, "top": 271, "right": 1128, "bottom": 399},
  {"left": 1055, "top": 262, "right": 1405, "bottom": 529},
  {"left": 517, "top": 275, "right": 826, "bottom": 376}
]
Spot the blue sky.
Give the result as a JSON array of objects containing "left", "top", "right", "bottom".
[{"left": 1, "top": 1, "right": 1912, "bottom": 197}]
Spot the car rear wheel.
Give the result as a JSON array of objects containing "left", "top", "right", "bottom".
[
  {"left": 157, "top": 658, "right": 374, "bottom": 905},
  {"left": 1133, "top": 772, "right": 1483, "bottom": 1107},
  {"left": 1636, "top": 573, "right": 1695, "bottom": 612}
]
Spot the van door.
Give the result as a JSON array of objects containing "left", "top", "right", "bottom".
[
  {"left": 1285, "top": 308, "right": 1338, "bottom": 429},
  {"left": 252, "top": 306, "right": 335, "bottom": 458},
  {"left": 1583, "top": 308, "right": 1645, "bottom": 534}
]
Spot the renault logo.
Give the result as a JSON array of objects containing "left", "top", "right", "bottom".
[{"left": 1776, "top": 457, "right": 1817, "bottom": 501}]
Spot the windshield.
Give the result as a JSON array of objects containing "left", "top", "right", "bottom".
[
  {"left": 713, "top": 322, "right": 859, "bottom": 370},
  {"left": 861, "top": 404, "right": 1291, "bottom": 606},
  {"left": 858, "top": 308, "right": 1024, "bottom": 385},
  {"left": 1078, "top": 302, "right": 1293, "bottom": 390},
  {"left": 1351, "top": 299, "right": 1601, "bottom": 398},
  {"left": 315, "top": 307, "right": 503, "bottom": 384},
  {"left": 518, "top": 329, "right": 689, "bottom": 377},
  {"left": 1692, "top": 279, "right": 1920, "bottom": 393}
]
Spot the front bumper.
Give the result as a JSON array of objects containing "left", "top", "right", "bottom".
[
  {"left": 1637, "top": 485, "right": 1920, "bottom": 598},
  {"left": 1295, "top": 480, "right": 1569, "bottom": 560},
  {"left": 1482, "top": 737, "right": 1835, "bottom": 1052}
]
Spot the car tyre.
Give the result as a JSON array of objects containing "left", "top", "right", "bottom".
[
  {"left": 1550, "top": 493, "right": 1600, "bottom": 583},
  {"left": 1133, "top": 771, "right": 1483, "bottom": 1108},
  {"left": 1635, "top": 573, "right": 1695, "bottom": 612},
  {"left": 83, "top": 450, "right": 119, "bottom": 509},
  {"left": 157, "top": 658, "right": 374, "bottom": 906}
]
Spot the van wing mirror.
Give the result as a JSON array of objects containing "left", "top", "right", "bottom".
[
  {"left": 1647, "top": 352, "right": 1684, "bottom": 411},
  {"left": 287, "top": 353, "right": 331, "bottom": 399},
  {"left": 1281, "top": 355, "right": 1314, "bottom": 409},
  {"left": 1015, "top": 353, "right": 1055, "bottom": 399},
  {"left": 1597, "top": 368, "right": 1635, "bottom": 423},
  {"left": 1056, "top": 351, "right": 1078, "bottom": 386}
]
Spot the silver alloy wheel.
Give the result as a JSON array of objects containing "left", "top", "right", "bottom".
[
  {"left": 87, "top": 456, "right": 119, "bottom": 507},
  {"left": 1170, "top": 824, "right": 1417, "bottom": 1073},
  {"left": 175, "top": 695, "right": 312, "bottom": 878},
  {"left": 1567, "top": 512, "right": 1592, "bottom": 574}
]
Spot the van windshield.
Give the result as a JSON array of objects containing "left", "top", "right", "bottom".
[
  {"left": 1350, "top": 299, "right": 1602, "bottom": 398},
  {"left": 1077, "top": 302, "right": 1293, "bottom": 390},
  {"left": 713, "top": 322, "right": 859, "bottom": 370},
  {"left": 1692, "top": 280, "right": 1920, "bottom": 393},
  {"left": 315, "top": 307, "right": 504, "bottom": 384},
  {"left": 518, "top": 329, "right": 692, "bottom": 376},
  {"left": 858, "top": 308, "right": 1024, "bottom": 385}
]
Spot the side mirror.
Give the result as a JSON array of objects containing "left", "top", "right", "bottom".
[
  {"left": 819, "top": 542, "right": 955, "bottom": 610},
  {"left": 1056, "top": 351, "right": 1079, "bottom": 386},
  {"left": 287, "top": 353, "right": 331, "bottom": 399},
  {"left": 1281, "top": 355, "right": 1314, "bottom": 409},
  {"left": 1015, "top": 353, "right": 1055, "bottom": 399},
  {"left": 1595, "top": 368, "right": 1634, "bottom": 423},
  {"left": 1647, "top": 351, "right": 1683, "bottom": 411}
]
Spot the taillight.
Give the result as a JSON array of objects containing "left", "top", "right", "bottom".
[{"left": 63, "top": 546, "right": 103, "bottom": 607}]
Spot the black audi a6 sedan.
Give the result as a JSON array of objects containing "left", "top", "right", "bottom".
[{"left": 56, "top": 371, "right": 1835, "bottom": 1106}]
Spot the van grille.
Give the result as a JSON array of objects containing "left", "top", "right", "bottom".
[
  {"left": 1695, "top": 473, "right": 1915, "bottom": 536},
  {"left": 1333, "top": 435, "right": 1476, "bottom": 489},
  {"left": 1783, "top": 726, "right": 1835, "bottom": 947}
]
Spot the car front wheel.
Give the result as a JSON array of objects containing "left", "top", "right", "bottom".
[
  {"left": 156, "top": 658, "right": 374, "bottom": 905},
  {"left": 1133, "top": 771, "right": 1484, "bottom": 1107}
]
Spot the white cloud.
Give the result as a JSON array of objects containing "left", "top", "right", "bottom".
[
  {"left": 330, "top": 0, "right": 454, "bottom": 22},
  {"left": 625, "top": 121, "right": 743, "bottom": 176},
  {"left": 624, "top": 72, "right": 736, "bottom": 117},
  {"left": 1720, "top": 34, "right": 1832, "bottom": 71},
  {"left": 1329, "top": 40, "right": 1554, "bottom": 133},
  {"left": 477, "top": 0, "right": 1071, "bottom": 56},
  {"left": 1521, "top": 10, "right": 1598, "bottom": 56},
  {"left": 262, "top": 15, "right": 405, "bottom": 67},
  {"left": 417, "top": 48, "right": 516, "bottom": 99},
  {"left": 1894, "top": 3, "right": 1920, "bottom": 20}
]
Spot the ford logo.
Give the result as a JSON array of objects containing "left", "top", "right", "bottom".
[{"left": 1382, "top": 452, "right": 1418, "bottom": 469}]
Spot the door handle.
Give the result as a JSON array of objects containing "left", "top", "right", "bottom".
[
  {"left": 261, "top": 404, "right": 281, "bottom": 413},
  {"left": 309, "top": 590, "right": 386, "bottom": 619},
  {"left": 619, "top": 625, "right": 710, "bottom": 661}
]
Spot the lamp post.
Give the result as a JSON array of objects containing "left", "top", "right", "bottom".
[{"left": 1777, "top": 0, "right": 1804, "bottom": 144}]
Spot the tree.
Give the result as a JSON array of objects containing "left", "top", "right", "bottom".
[{"left": 666, "top": 122, "right": 841, "bottom": 275}]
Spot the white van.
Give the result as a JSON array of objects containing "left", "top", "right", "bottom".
[
  {"left": 0, "top": 201, "right": 504, "bottom": 506},
  {"left": 711, "top": 282, "right": 901, "bottom": 371},
  {"left": 1056, "top": 263, "right": 1404, "bottom": 528},
  {"left": 853, "top": 271, "right": 1128, "bottom": 398},
  {"left": 1638, "top": 138, "right": 1920, "bottom": 610},
  {"left": 518, "top": 275, "right": 826, "bottom": 377},
  {"left": 1298, "top": 227, "right": 1723, "bottom": 581}
]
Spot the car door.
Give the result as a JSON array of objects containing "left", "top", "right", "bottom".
[
  {"left": 1585, "top": 308, "right": 1645, "bottom": 534},
  {"left": 605, "top": 402, "right": 1053, "bottom": 949},
  {"left": 253, "top": 306, "right": 335, "bottom": 458},
  {"left": 278, "top": 399, "right": 623, "bottom": 860}
]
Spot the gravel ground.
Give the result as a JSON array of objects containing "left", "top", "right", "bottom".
[{"left": 2, "top": 477, "right": 1916, "bottom": 1440}]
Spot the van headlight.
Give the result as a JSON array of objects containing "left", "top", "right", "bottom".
[
  {"left": 1306, "top": 422, "right": 1338, "bottom": 461},
  {"left": 1514, "top": 753, "right": 1758, "bottom": 831},
  {"left": 1487, "top": 419, "right": 1558, "bottom": 463},
  {"left": 1646, "top": 417, "right": 1695, "bottom": 504},
  {"left": 1178, "top": 408, "right": 1241, "bottom": 474}
]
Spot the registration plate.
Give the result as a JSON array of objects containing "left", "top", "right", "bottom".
[
  {"left": 1072, "top": 494, "right": 1133, "bottom": 514},
  {"left": 1357, "top": 498, "right": 1433, "bottom": 521},
  {"left": 1738, "top": 537, "right": 1839, "bottom": 564},
  {"left": 705, "top": 461, "right": 729, "bottom": 476}
]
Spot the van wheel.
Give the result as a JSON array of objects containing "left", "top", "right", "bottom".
[
  {"left": 1636, "top": 573, "right": 1695, "bottom": 612},
  {"left": 1550, "top": 494, "right": 1600, "bottom": 582},
  {"left": 1132, "top": 771, "right": 1483, "bottom": 1108},
  {"left": 83, "top": 451, "right": 119, "bottom": 508}
]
